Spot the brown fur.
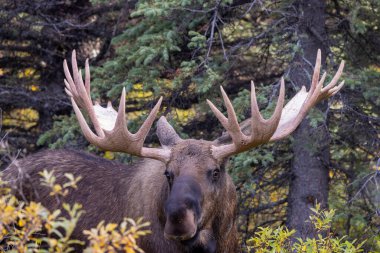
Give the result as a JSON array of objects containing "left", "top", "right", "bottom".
[{"left": 3, "top": 140, "right": 239, "bottom": 253}]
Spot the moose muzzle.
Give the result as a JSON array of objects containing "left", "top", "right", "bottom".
[{"left": 164, "top": 176, "right": 202, "bottom": 241}]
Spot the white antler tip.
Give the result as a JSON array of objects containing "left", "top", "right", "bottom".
[
  {"left": 337, "top": 80, "right": 345, "bottom": 89},
  {"left": 220, "top": 86, "right": 230, "bottom": 101},
  {"left": 65, "top": 88, "right": 72, "bottom": 97},
  {"left": 72, "top": 51, "right": 76, "bottom": 60},
  {"left": 279, "top": 77, "right": 285, "bottom": 91},
  {"left": 340, "top": 60, "right": 345, "bottom": 70},
  {"left": 120, "top": 88, "right": 126, "bottom": 106},
  {"left": 152, "top": 96, "right": 163, "bottom": 111}
]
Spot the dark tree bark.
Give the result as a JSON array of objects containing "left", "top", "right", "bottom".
[{"left": 286, "top": 0, "right": 331, "bottom": 239}]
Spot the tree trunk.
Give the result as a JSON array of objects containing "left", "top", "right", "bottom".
[{"left": 286, "top": 0, "right": 330, "bottom": 239}]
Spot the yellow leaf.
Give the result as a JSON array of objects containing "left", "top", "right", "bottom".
[
  {"left": 270, "top": 192, "right": 278, "bottom": 202},
  {"left": 125, "top": 246, "right": 136, "bottom": 253},
  {"left": 105, "top": 223, "right": 118, "bottom": 232},
  {"left": 29, "top": 85, "right": 40, "bottom": 91},
  {"left": 103, "top": 151, "right": 115, "bottom": 160},
  {"left": 18, "top": 219, "right": 26, "bottom": 227}
]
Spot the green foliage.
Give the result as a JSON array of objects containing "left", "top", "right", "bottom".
[
  {"left": 248, "top": 226, "right": 295, "bottom": 252},
  {"left": 247, "top": 204, "right": 367, "bottom": 253},
  {"left": 187, "top": 31, "right": 206, "bottom": 50},
  {"left": 0, "top": 172, "right": 84, "bottom": 252},
  {"left": 348, "top": 3, "right": 379, "bottom": 36},
  {"left": 231, "top": 148, "right": 275, "bottom": 181},
  {"left": 37, "top": 115, "right": 83, "bottom": 149},
  {"left": 308, "top": 108, "right": 325, "bottom": 128},
  {"left": 345, "top": 67, "right": 380, "bottom": 107}
]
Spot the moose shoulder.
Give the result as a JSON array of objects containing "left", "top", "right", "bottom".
[{"left": 3, "top": 50, "right": 344, "bottom": 253}]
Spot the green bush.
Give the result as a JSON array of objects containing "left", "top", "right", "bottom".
[{"left": 247, "top": 203, "right": 368, "bottom": 253}]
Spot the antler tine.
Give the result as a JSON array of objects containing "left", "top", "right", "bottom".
[
  {"left": 248, "top": 78, "right": 285, "bottom": 145},
  {"left": 329, "top": 80, "right": 345, "bottom": 96},
  {"left": 64, "top": 50, "right": 104, "bottom": 137},
  {"left": 207, "top": 87, "right": 248, "bottom": 149},
  {"left": 207, "top": 99, "right": 229, "bottom": 130},
  {"left": 266, "top": 78, "right": 285, "bottom": 125},
  {"left": 209, "top": 79, "right": 285, "bottom": 160},
  {"left": 111, "top": 87, "right": 162, "bottom": 144},
  {"left": 322, "top": 60, "right": 345, "bottom": 94},
  {"left": 114, "top": 87, "right": 128, "bottom": 132},
  {"left": 85, "top": 58, "right": 91, "bottom": 98},
  {"left": 250, "top": 81, "right": 263, "bottom": 122},
  {"left": 64, "top": 50, "right": 171, "bottom": 163},
  {"left": 63, "top": 60, "right": 77, "bottom": 99},
  {"left": 250, "top": 79, "right": 285, "bottom": 126},
  {"left": 71, "top": 97, "right": 104, "bottom": 146},
  {"left": 309, "top": 49, "right": 322, "bottom": 96},
  {"left": 136, "top": 96, "right": 163, "bottom": 139},
  {"left": 221, "top": 87, "right": 245, "bottom": 140}
]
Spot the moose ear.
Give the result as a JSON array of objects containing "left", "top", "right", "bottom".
[{"left": 156, "top": 116, "right": 182, "bottom": 147}]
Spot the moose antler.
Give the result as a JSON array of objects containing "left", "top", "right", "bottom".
[
  {"left": 208, "top": 49, "right": 345, "bottom": 160},
  {"left": 63, "top": 50, "right": 171, "bottom": 163}
]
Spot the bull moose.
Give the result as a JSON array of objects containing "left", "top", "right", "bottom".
[{"left": 3, "top": 50, "right": 344, "bottom": 253}]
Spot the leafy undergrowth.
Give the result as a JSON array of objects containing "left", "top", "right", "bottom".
[
  {"left": 0, "top": 171, "right": 150, "bottom": 253},
  {"left": 247, "top": 203, "right": 371, "bottom": 253}
]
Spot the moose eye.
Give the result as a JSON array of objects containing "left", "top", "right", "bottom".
[
  {"left": 212, "top": 168, "right": 220, "bottom": 180},
  {"left": 164, "top": 171, "right": 171, "bottom": 180},
  {"left": 164, "top": 171, "right": 174, "bottom": 185}
]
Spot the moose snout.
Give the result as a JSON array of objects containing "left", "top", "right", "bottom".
[
  {"left": 164, "top": 176, "right": 202, "bottom": 241},
  {"left": 164, "top": 206, "right": 197, "bottom": 241}
]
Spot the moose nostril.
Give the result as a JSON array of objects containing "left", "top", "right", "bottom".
[
  {"left": 164, "top": 207, "right": 197, "bottom": 242},
  {"left": 184, "top": 196, "right": 197, "bottom": 209},
  {"left": 168, "top": 207, "right": 187, "bottom": 224}
]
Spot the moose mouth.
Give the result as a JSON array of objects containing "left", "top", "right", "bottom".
[
  {"left": 165, "top": 228, "right": 203, "bottom": 250},
  {"left": 164, "top": 228, "right": 198, "bottom": 242},
  {"left": 180, "top": 229, "right": 201, "bottom": 245},
  {"left": 179, "top": 229, "right": 217, "bottom": 253},
  {"left": 164, "top": 207, "right": 200, "bottom": 242}
]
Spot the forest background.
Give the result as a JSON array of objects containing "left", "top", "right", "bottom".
[{"left": 0, "top": 0, "right": 379, "bottom": 252}]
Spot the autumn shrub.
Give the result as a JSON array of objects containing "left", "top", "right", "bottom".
[
  {"left": 0, "top": 170, "right": 150, "bottom": 253},
  {"left": 247, "top": 203, "right": 369, "bottom": 253}
]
